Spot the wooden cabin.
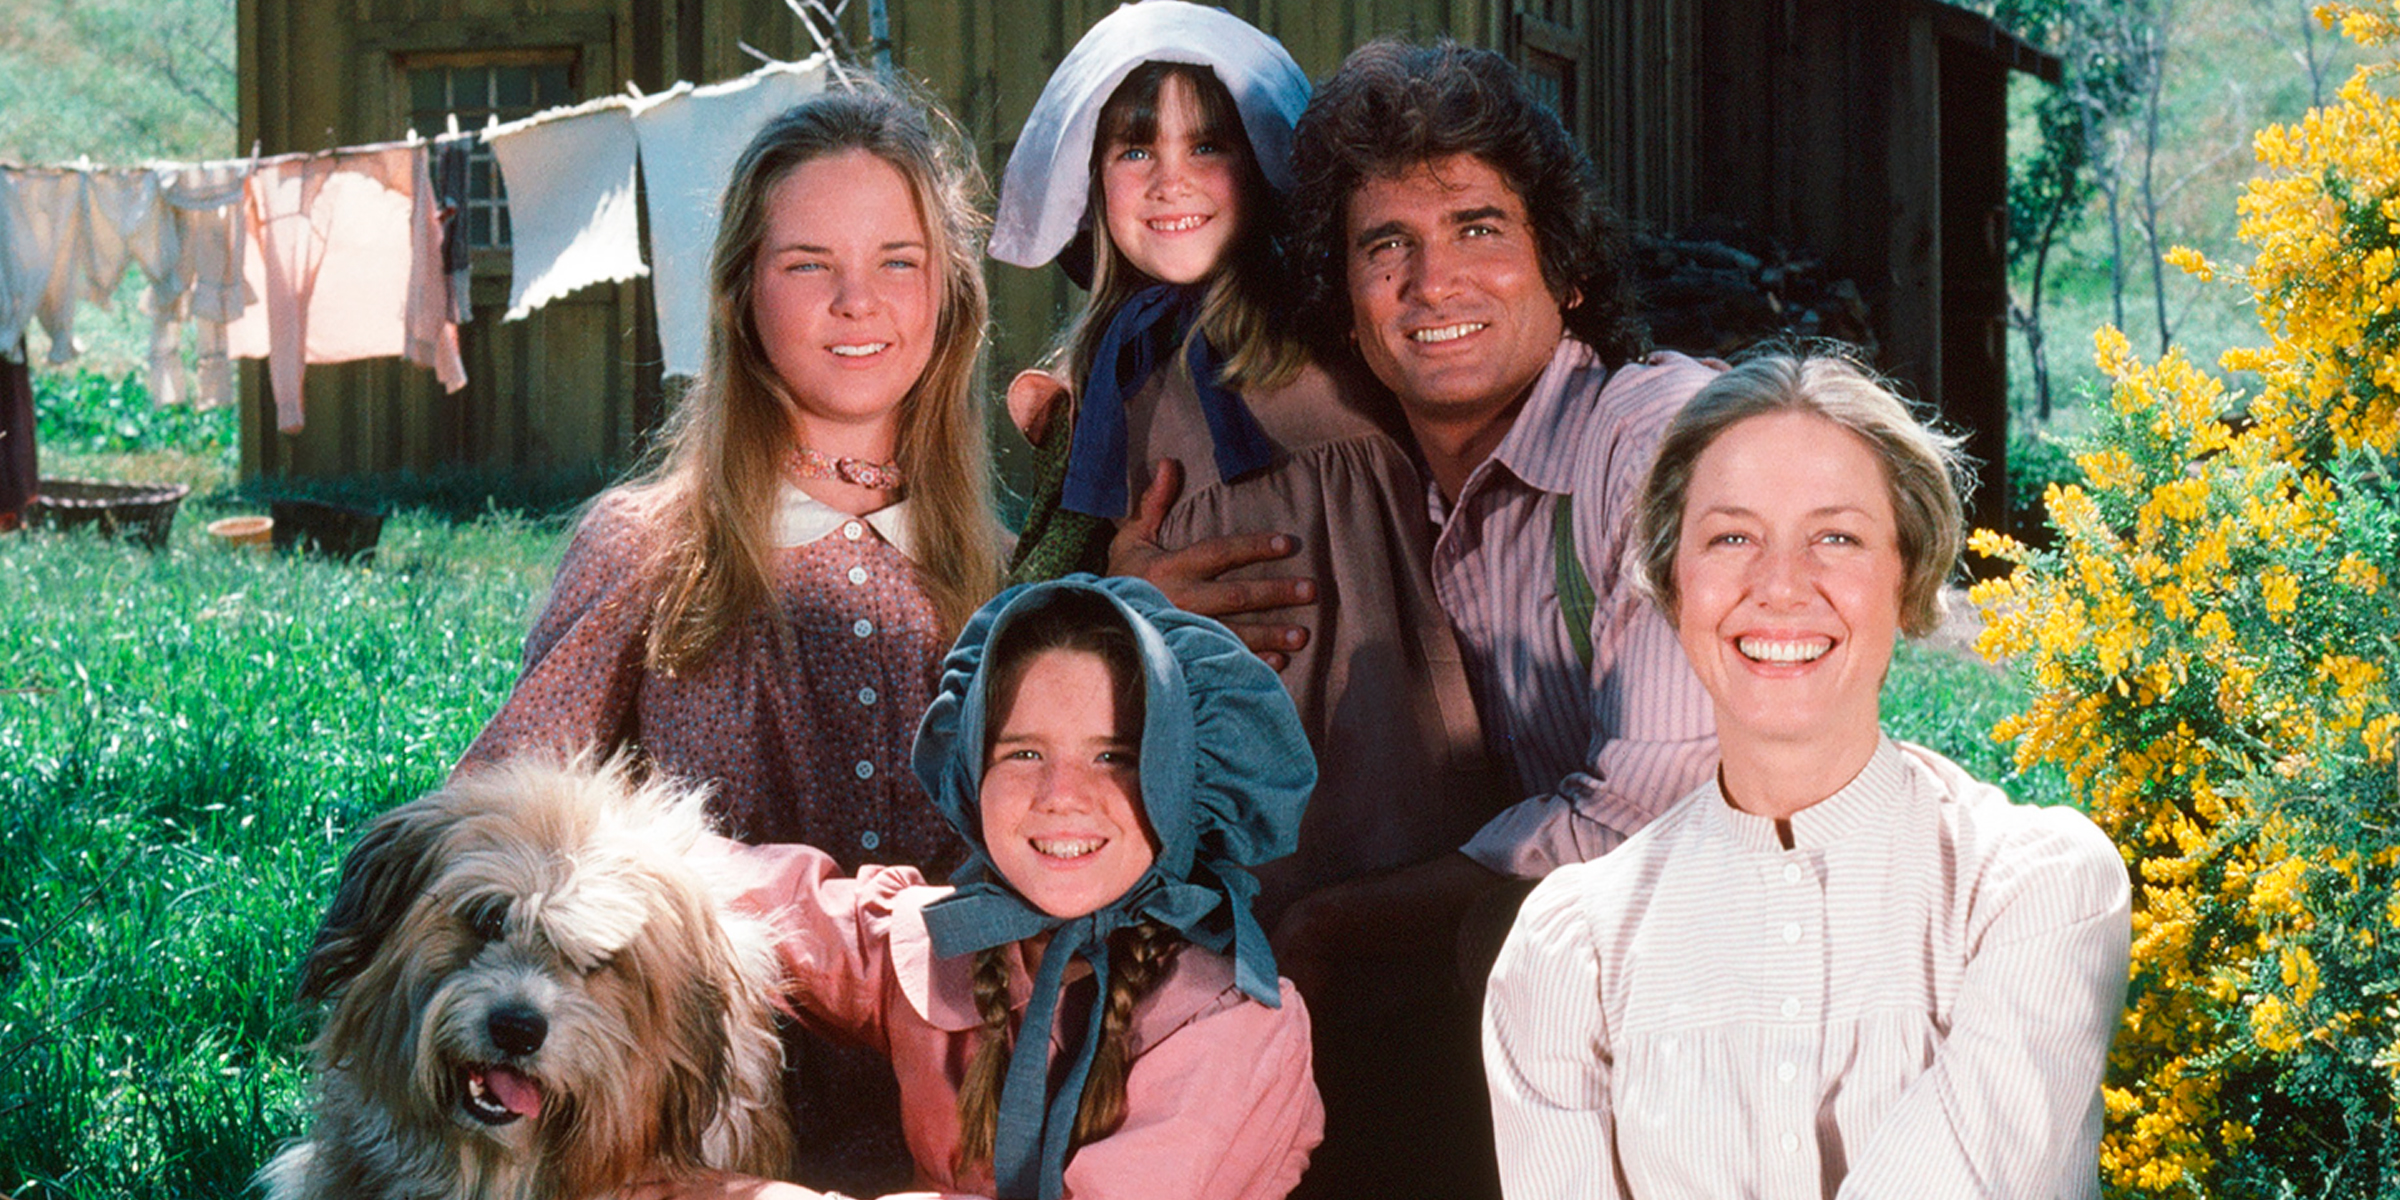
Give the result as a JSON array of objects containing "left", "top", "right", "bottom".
[{"left": 237, "top": 0, "right": 2051, "bottom": 536}]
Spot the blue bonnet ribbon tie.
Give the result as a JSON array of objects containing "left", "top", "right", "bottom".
[
  {"left": 910, "top": 575, "right": 1314, "bottom": 1200},
  {"left": 1058, "top": 284, "right": 1276, "bottom": 519},
  {"left": 924, "top": 873, "right": 1227, "bottom": 1199}
]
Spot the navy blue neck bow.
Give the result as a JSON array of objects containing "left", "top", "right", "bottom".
[{"left": 1059, "top": 284, "right": 1277, "bottom": 519}]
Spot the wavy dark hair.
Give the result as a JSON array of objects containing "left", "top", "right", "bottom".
[{"left": 1289, "top": 38, "right": 1648, "bottom": 369}]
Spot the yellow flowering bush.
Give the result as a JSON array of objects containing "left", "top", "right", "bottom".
[{"left": 1974, "top": 6, "right": 2400, "bottom": 1194}]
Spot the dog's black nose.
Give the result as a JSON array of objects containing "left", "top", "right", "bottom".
[{"left": 488, "top": 1006, "right": 548, "bottom": 1057}]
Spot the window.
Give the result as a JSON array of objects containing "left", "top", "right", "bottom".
[{"left": 405, "top": 55, "right": 578, "bottom": 251}]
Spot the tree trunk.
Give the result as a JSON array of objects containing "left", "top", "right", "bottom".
[{"left": 2139, "top": 19, "right": 2174, "bottom": 354}]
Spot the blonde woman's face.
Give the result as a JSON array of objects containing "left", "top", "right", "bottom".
[
  {"left": 1672, "top": 411, "right": 1905, "bottom": 757},
  {"left": 1099, "top": 72, "right": 1245, "bottom": 286},
  {"left": 749, "top": 150, "right": 939, "bottom": 444}
]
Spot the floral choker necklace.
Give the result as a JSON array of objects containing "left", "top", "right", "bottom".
[{"left": 786, "top": 445, "right": 904, "bottom": 491}]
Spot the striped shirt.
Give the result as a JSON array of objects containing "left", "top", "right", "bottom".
[
  {"left": 1483, "top": 738, "right": 2131, "bottom": 1200},
  {"left": 1441, "top": 339, "right": 1720, "bottom": 877}
]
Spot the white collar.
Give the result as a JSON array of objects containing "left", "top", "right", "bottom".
[{"left": 773, "top": 481, "right": 916, "bottom": 559}]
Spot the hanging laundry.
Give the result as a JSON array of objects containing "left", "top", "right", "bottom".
[
  {"left": 3, "top": 166, "right": 99, "bottom": 365},
  {"left": 431, "top": 133, "right": 474, "bottom": 324},
  {"left": 629, "top": 55, "right": 831, "bottom": 378},
  {"left": 484, "top": 96, "right": 645, "bottom": 322},
  {"left": 0, "top": 171, "right": 50, "bottom": 365},
  {"left": 225, "top": 142, "right": 466, "bottom": 433},
  {"left": 80, "top": 167, "right": 161, "bottom": 305},
  {"left": 147, "top": 159, "right": 255, "bottom": 409}
]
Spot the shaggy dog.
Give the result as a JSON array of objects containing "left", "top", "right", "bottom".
[{"left": 260, "top": 757, "right": 796, "bottom": 1200}]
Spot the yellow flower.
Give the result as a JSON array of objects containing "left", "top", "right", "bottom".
[{"left": 2261, "top": 566, "right": 2302, "bottom": 615}]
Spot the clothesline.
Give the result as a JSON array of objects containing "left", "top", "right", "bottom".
[{"left": 0, "top": 52, "right": 838, "bottom": 433}]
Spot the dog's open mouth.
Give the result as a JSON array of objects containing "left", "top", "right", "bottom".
[{"left": 460, "top": 1063, "right": 544, "bottom": 1125}]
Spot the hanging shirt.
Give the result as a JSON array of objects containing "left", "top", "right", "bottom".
[
  {"left": 484, "top": 96, "right": 647, "bottom": 321},
  {"left": 225, "top": 142, "right": 466, "bottom": 433},
  {"left": 146, "top": 159, "right": 256, "bottom": 409},
  {"left": 628, "top": 55, "right": 831, "bottom": 378}
]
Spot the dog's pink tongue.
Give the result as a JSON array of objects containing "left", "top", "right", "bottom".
[{"left": 484, "top": 1066, "right": 543, "bottom": 1119}]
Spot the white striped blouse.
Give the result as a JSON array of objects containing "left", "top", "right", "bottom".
[
  {"left": 1440, "top": 339, "right": 1721, "bottom": 877},
  {"left": 1483, "top": 738, "right": 2131, "bottom": 1200}
]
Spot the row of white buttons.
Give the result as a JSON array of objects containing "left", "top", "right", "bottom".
[{"left": 837, "top": 523, "right": 875, "bottom": 860}]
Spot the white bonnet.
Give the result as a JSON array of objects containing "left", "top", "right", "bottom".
[{"left": 990, "top": 1, "right": 1310, "bottom": 269}]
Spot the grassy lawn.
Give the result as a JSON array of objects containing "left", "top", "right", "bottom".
[
  {"left": 3, "top": 400, "right": 2050, "bottom": 1195},
  {"left": 2, "top": 486, "right": 556, "bottom": 1197}
]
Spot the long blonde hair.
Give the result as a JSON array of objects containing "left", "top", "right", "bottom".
[
  {"left": 1057, "top": 62, "right": 1303, "bottom": 401},
  {"left": 635, "top": 84, "right": 1001, "bottom": 672}
]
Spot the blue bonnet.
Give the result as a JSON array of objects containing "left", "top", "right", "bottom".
[{"left": 911, "top": 574, "right": 1314, "bottom": 1199}]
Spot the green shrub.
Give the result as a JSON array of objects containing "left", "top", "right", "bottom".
[{"left": 32, "top": 371, "right": 235, "bottom": 462}]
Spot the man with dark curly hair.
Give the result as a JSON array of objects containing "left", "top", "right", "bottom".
[{"left": 1264, "top": 39, "right": 1723, "bottom": 1200}]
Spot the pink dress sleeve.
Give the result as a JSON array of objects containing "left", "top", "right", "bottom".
[
  {"left": 708, "top": 838, "right": 928, "bottom": 1058},
  {"left": 1052, "top": 978, "right": 1324, "bottom": 1200},
  {"left": 453, "top": 489, "right": 655, "bottom": 777}
]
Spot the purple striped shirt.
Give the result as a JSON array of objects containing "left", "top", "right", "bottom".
[{"left": 1437, "top": 339, "right": 1720, "bottom": 877}]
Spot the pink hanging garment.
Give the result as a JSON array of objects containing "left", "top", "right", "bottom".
[{"left": 226, "top": 143, "right": 465, "bottom": 432}]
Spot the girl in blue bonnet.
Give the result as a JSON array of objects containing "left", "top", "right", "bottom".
[{"left": 657, "top": 577, "right": 1325, "bottom": 1200}]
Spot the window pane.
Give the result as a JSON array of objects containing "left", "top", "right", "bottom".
[
  {"left": 496, "top": 65, "right": 532, "bottom": 109},
  {"left": 456, "top": 66, "right": 492, "bottom": 110},
  {"left": 410, "top": 71, "right": 444, "bottom": 114},
  {"left": 495, "top": 207, "right": 511, "bottom": 249},
  {"left": 469, "top": 207, "right": 492, "bottom": 247},
  {"left": 537, "top": 64, "right": 572, "bottom": 105}
]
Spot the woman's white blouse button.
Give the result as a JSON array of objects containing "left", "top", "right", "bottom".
[
  {"left": 854, "top": 760, "right": 875, "bottom": 779},
  {"left": 843, "top": 521, "right": 864, "bottom": 540},
  {"left": 858, "top": 687, "right": 877, "bottom": 706},
  {"left": 1780, "top": 996, "right": 1802, "bottom": 1019},
  {"left": 853, "top": 618, "right": 874, "bottom": 638},
  {"left": 1780, "top": 1133, "right": 1801, "bottom": 1153},
  {"left": 1777, "top": 1061, "right": 1798, "bottom": 1083},
  {"left": 1782, "top": 863, "right": 1804, "bottom": 884},
  {"left": 1782, "top": 922, "right": 1803, "bottom": 944},
  {"left": 847, "top": 565, "right": 868, "bottom": 585}
]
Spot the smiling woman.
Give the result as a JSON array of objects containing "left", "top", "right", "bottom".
[{"left": 1483, "top": 352, "right": 2134, "bottom": 1200}]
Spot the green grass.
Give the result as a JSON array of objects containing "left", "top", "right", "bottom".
[{"left": 0, "top": 507, "right": 560, "bottom": 1198}]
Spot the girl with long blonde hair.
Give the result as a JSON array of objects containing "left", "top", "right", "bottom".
[{"left": 457, "top": 82, "right": 1003, "bottom": 1194}]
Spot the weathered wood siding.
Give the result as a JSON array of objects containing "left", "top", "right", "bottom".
[{"left": 1695, "top": 0, "right": 2048, "bottom": 546}]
